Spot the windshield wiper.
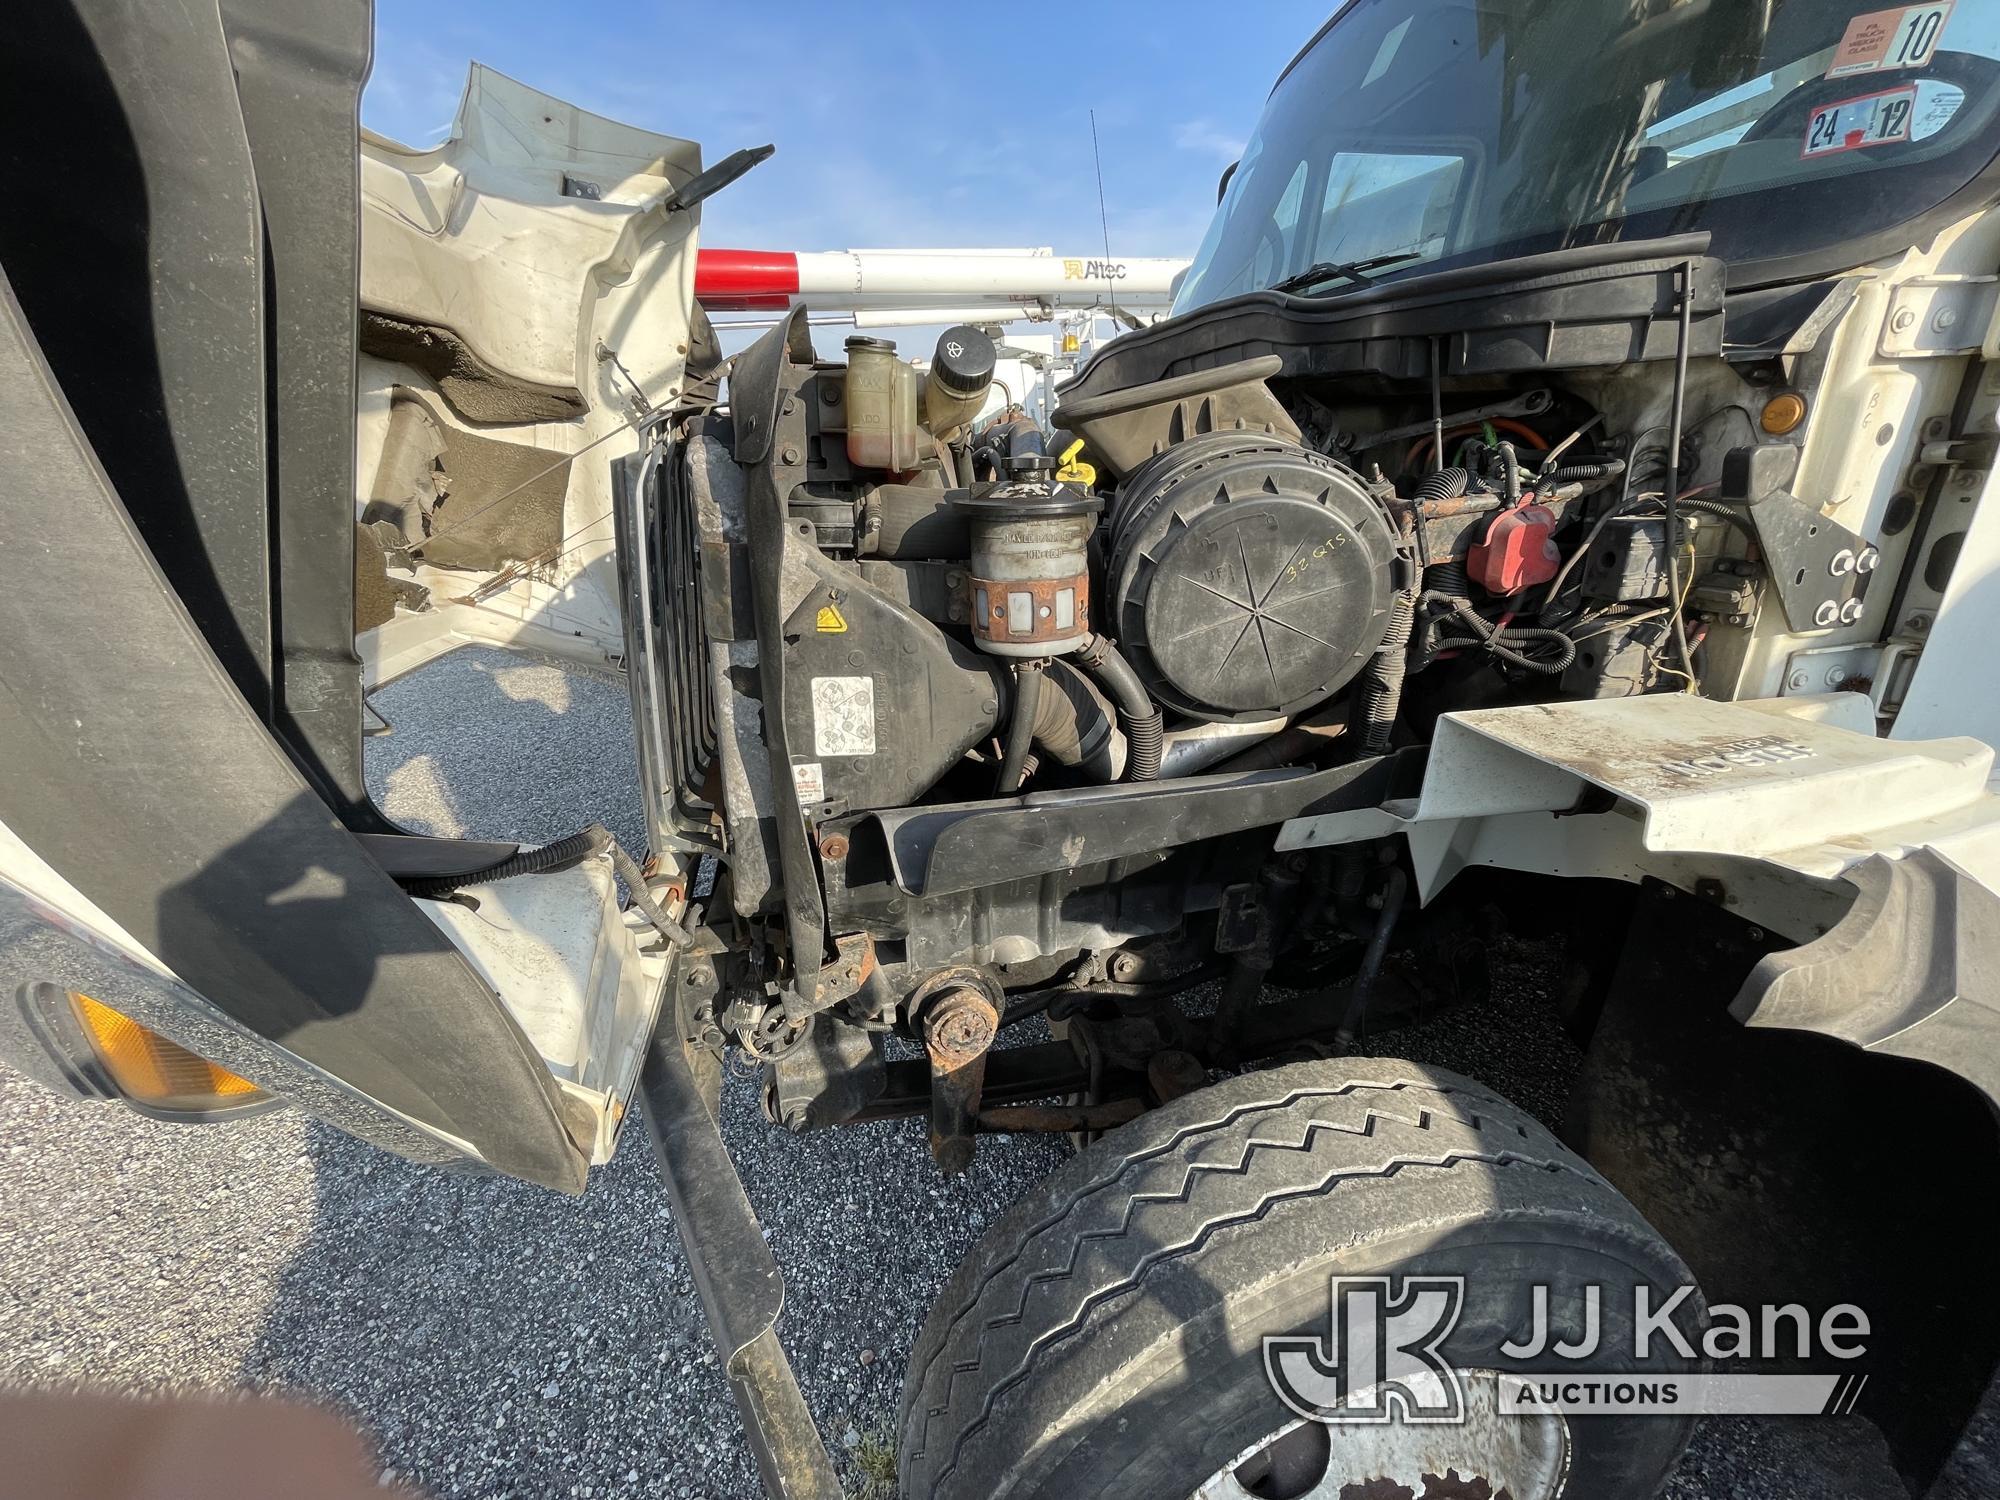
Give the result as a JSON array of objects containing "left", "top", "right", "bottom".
[{"left": 1268, "top": 251, "right": 1423, "bottom": 296}]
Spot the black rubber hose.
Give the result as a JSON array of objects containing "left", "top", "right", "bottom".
[
  {"left": 1498, "top": 441, "right": 1522, "bottom": 503},
  {"left": 868, "top": 485, "right": 972, "bottom": 559},
  {"left": 1544, "top": 459, "right": 1626, "bottom": 483},
  {"left": 399, "top": 822, "right": 693, "bottom": 947},
  {"left": 1336, "top": 865, "right": 1408, "bottom": 1049},
  {"left": 995, "top": 664, "right": 1043, "bottom": 795},
  {"left": 1423, "top": 556, "right": 1468, "bottom": 599},
  {"left": 1075, "top": 634, "right": 1162, "bottom": 782},
  {"left": 1029, "top": 661, "right": 1121, "bottom": 781},
  {"left": 1359, "top": 588, "right": 1416, "bottom": 753},
  {"left": 1415, "top": 465, "right": 1471, "bottom": 505}
]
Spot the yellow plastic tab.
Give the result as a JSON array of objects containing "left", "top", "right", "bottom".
[
  {"left": 815, "top": 602, "right": 849, "bottom": 633},
  {"left": 1055, "top": 438, "right": 1096, "bottom": 486}
]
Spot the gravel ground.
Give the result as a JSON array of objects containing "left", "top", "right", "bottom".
[{"left": 1, "top": 646, "right": 1994, "bottom": 1499}]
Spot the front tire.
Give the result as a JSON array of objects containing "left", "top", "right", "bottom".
[{"left": 899, "top": 1058, "right": 1702, "bottom": 1499}]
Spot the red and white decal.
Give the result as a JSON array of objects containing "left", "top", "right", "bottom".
[
  {"left": 1803, "top": 85, "right": 1917, "bottom": 157},
  {"left": 1826, "top": 3, "right": 1954, "bottom": 78}
]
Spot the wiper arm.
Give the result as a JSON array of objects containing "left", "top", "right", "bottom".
[{"left": 1268, "top": 251, "right": 1422, "bottom": 296}]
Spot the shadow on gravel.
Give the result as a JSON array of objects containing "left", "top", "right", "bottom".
[
  {"left": 232, "top": 1078, "right": 1069, "bottom": 1499},
  {"left": 236, "top": 1121, "right": 710, "bottom": 1497}
]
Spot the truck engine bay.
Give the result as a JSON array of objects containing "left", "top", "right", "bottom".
[{"left": 631, "top": 239, "right": 1896, "bottom": 1166}]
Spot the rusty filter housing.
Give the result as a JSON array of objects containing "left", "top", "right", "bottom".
[{"left": 952, "top": 454, "right": 1104, "bottom": 658}]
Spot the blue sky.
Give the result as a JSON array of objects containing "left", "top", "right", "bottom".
[{"left": 362, "top": 1, "right": 1329, "bottom": 261}]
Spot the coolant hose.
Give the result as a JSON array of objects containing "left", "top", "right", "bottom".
[
  {"left": 996, "top": 663, "right": 1043, "bottom": 795},
  {"left": 1075, "top": 634, "right": 1162, "bottom": 782},
  {"left": 1029, "top": 660, "right": 1122, "bottom": 781},
  {"left": 398, "top": 822, "right": 692, "bottom": 947}
]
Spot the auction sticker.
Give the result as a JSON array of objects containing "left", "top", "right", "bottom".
[
  {"left": 1804, "top": 85, "right": 1916, "bottom": 156},
  {"left": 1827, "top": 3, "right": 1954, "bottom": 78}
]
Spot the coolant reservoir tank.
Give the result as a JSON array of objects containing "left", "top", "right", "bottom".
[
  {"left": 922, "top": 324, "right": 996, "bottom": 441},
  {"left": 845, "top": 336, "right": 922, "bottom": 471}
]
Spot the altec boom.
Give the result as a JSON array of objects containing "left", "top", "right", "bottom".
[{"left": 692, "top": 246, "right": 1187, "bottom": 314}]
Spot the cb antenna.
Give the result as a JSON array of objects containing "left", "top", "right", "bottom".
[{"left": 1089, "top": 109, "right": 1120, "bottom": 328}]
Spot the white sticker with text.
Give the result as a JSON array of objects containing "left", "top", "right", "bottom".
[
  {"left": 1804, "top": 86, "right": 1916, "bottom": 156},
  {"left": 790, "top": 761, "right": 826, "bottom": 806},
  {"left": 810, "top": 676, "right": 876, "bottom": 757}
]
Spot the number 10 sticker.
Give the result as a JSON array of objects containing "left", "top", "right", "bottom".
[
  {"left": 1804, "top": 86, "right": 1916, "bottom": 156},
  {"left": 1827, "top": 3, "right": 1954, "bottom": 78}
]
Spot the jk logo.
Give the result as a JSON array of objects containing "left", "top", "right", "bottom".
[{"left": 1264, "top": 1276, "right": 1467, "bottom": 1424}]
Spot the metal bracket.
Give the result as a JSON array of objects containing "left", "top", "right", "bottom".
[
  {"left": 1745, "top": 490, "right": 1880, "bottom": 632},
  {"left": 1878, "top": 275, "right": 2000, "bottom": 359},
  {"left": 809, "top": 930, "right": 875, "bottom": 1008},
  {"left": 1779, "top": 641, "right": 1883, "bottom": 697}
]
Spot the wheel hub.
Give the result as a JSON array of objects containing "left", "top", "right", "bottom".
[{"left": 1191, "top": 1372, "right": 1570, "bottom": 1500}]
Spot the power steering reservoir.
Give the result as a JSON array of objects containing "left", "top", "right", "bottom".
[{"left": 952, "top": 454, "right": 1103, "bottom": 658}]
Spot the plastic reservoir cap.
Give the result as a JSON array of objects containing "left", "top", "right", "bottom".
[{"left": 932, "top": 325, "right": 997, "bottom": 394}]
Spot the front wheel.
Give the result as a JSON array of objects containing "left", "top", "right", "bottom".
[{"left": 899, "top": 1058, "right": 1702, "bottom": 1499}]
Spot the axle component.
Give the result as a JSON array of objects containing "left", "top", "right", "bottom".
[{"left": 917, "top": 970, "right": 1003, "bottom": 1174}]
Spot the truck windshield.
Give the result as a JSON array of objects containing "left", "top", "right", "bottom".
[{"left": 1174, "top": 0, "right": 2000, "bottom": 312}]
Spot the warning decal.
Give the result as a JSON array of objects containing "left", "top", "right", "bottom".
[
  {"left": 791, "top": 761, "right": 826, "bottom": 805},
  {"left": 811, "top": 676, "right": 876, "bottom": 756}
]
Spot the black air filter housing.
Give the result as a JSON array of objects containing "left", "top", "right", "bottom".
[{"left": 1105, "top": 434, "right": 1399, "bottom": 721}]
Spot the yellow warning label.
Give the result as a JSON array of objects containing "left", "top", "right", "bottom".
[
  {"left": 815, "top": 603, "right": 849, "bottom": 633},
  {"left": 1055, "top": 438, "right": 1096, "bottom": 487}
]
